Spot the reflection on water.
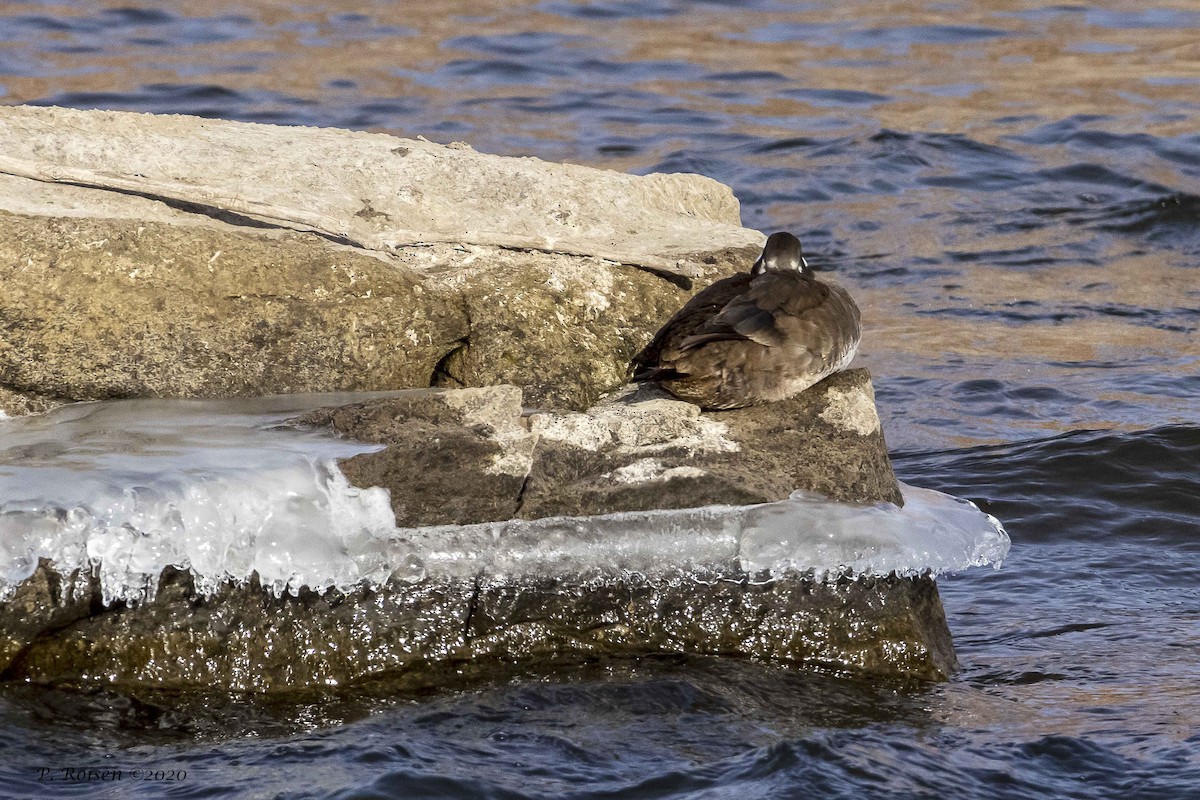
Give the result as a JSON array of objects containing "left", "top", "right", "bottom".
[{"left": 1, "top": 1, "right": 1199, "bottom": 798}]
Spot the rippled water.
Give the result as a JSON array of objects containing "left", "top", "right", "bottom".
[{"left": 2, "top": 1, "right": 1198, "bottom": 798}]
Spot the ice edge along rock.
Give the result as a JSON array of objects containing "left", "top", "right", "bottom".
[
  {"left": 0, "top": 106, "right": 958, "bottom": 689},
  {"left": 1, "top": 374, "right": 960, "bottom": 688}
]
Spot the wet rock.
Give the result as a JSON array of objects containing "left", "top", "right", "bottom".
[
  {"left": 3, "top": 566, "right": 473, "bottom": 692},
  {"left": 3, "top": 566, "right": 955, "bottom": 691},
  {"left": 0, "top": 560, "right": 98, "bottom": 672},
  {"left": 463, "top": 571, "right": 956, "bottom": 680},
  {"left": 0, "top": 105, "right": 761, "bottom": 411}
]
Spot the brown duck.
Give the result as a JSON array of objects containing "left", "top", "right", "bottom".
[{"left": 630, "top": 232, "right": 861, "bottom": 410}]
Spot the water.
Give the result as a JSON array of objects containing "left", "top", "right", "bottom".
[{"left": 1, "top": 1, "right": 1198, "bottom": 797}]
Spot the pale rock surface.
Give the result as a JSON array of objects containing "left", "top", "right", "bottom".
[
  {"left": 0, "top": 105, "right": 763, "bottom": 411},
  {"left": 293, "top": 369, "right": 901, "bottom": 527}
]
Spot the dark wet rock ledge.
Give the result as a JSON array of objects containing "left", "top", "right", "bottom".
[{"left": 3, "top": 561, "right": 954, "bottom": 692}]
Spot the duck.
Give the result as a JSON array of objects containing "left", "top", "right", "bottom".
[{"left": 630, "top": 232, "right": 861, "bottom": 410}]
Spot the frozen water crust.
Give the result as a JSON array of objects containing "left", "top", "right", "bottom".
[{"left": 0, "top": 397, "right": 1009, "bottom": 605}]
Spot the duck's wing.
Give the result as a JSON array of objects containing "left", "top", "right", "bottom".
[
  {"left": 630, "top": 274, "right": 752, "bottom": 379},
  {"left": 677, "top": 272, "right": 830, "bottom": 351}
]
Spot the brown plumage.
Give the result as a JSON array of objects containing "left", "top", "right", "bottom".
[{"left": 630, "top": 232, "right": 861, "bottom": 410}]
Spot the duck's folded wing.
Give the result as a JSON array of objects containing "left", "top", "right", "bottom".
[
  {"left": 630, "top": 274, "right": 752, "bottom": 375},
  {"left": 678, "top": 273, "right": 825, "bottom": 350},
  {"left": 631, "top": 300, "right": 723, "bottom": 375},
  {"left": 678, "top": 305, "right": 778, "bottom": 349}
]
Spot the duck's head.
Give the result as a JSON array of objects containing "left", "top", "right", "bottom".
[{"left": 751, "top": 231, "right": 809, "bottom": 276}]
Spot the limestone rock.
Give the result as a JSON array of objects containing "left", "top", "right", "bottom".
[
  {"left": 0, "top": 105, "right": 763, "bottom": 410},
  {"left": 0, "top": 105, "right": 759, "bottom": 269},
  {"left": 0, "top": 214, "right": 467, "bottom": 400}
]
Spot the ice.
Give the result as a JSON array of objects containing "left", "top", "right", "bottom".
[
  {"left": 391, "top": 484, "right": 1007, "bottom": 583},
  {"left": 0, "top": 394, "right": 400, "bottom": 604},
  {"left": 740, "top": 487, "right": 1009, "bottom": 581},
  {"left": 0, "top": 396, "right": 1009, "bottom": 604}
]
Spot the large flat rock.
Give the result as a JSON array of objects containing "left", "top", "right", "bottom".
[
  {"left": 0, "top": 106, "right": 980, "bottom": 693},
  {"left": 0, "top": 377, "right": 982, "bottom": 688},
  {"left": 0, "top": 105, "right": 756, "bottom": 266},
  {"left": 0, "top": 105, "right": 764, "bottom": 411}
]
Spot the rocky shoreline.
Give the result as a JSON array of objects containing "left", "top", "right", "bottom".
[{"left": 0, "top": 106, "right": 986, "bottom": 690}]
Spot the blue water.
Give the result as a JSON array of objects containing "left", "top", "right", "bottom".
[{"left": 2, "top": 1, "right": 1199, "bottom": 798}]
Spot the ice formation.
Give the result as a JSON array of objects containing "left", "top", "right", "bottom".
[{"left": 0, "top": 396, "right": 1009, "bottom": 604}]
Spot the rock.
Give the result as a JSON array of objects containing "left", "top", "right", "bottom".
[
  {"left": 0, "top": 106, "right": 963, "bottom": 692},
  {"left": 3, "top": 565, "right": 956, "bottom": 692},
  {"left": 0, "top": 372, "right": 960, "bottom": 689},
  {"left": 0, "top": 106, "right": 756, "bottom": 269},
  {"left": 463, "top": 571, "right": 956, "bottom": 681},
  {"left": 289, "top": 368, "right": 901, "bottom": 528},
  {"left": 429, "top": 244, "right": 760, "bottom": 409},
  {"left": 293, "top": 385, "right": 533, "bottom": 527},
  {"left": 0, "top": 559, "right": 98, "bottom": 671},
  {"left": 0, "top": 385, "right": 61, "bottom": 417},
  {"left": 520, "top": 369, "right": 903, "bottom": 518},
  {"left": 0, "top": 213, "right": 468, "bottom": 401},
  {"left": 0, "top": 105, "right": 763, "bottom": 411}
]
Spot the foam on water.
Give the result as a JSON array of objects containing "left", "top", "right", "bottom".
[{"left": 0, "top": 396, "right": 1008, "bottom": 604}]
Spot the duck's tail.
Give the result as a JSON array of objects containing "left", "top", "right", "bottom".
[{"left": 631, "top": 365, "right": 686, "bottom": 383}]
